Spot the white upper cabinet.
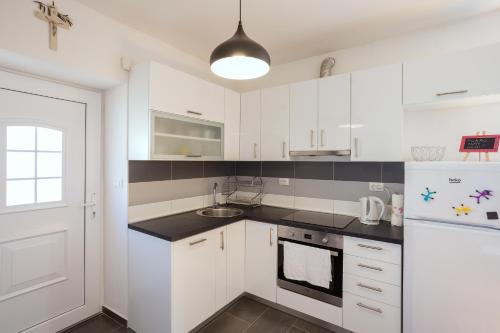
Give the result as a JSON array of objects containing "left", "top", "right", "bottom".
[
  {"left": 240, "top": 90, "right": 261, "bottom": 160},
  {"left": 149, "top": 62, "right": 225, "bottom": 122},
  {"left": 224, "top": 89, "right": 240, "bottom": 160},
  {"left": 290, "top": 79, "right": 318, "bottom": 151},
  {"left": 404, "top": 43, "right": 500, "bottom": 106},
  {"left": 261, "top": 85, "right": 290, "bottom": 160},
  {"left": 318, "top": 74, "right": 351, "bottom": 151},
  {"left": 351, "top": 64, "right": 403, "bottom": 161}
]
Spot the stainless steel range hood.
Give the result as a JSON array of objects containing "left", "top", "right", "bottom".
[{"left": 289, "top": 149, "right": 351, "bottom": 157}]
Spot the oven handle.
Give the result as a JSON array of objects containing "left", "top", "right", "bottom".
[{"left": 278, "top": 240, "right": 339, "bottom": 257}]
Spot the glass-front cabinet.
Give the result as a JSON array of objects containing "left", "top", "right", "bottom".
[{"left": 150, "top": 111, "right": 224, "bottom": 160}]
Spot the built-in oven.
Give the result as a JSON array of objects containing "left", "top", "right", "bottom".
[{"left": 277, "top": 225, "right": 343, "bottom": 307}]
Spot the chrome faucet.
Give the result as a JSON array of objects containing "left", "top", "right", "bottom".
[{"left": 212, "top": 182, "right": 218, "bottom": 208}]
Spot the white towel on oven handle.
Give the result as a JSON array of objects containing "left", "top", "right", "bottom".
[{"left": 283, "top": 241, "right": 332, "bottom": 289}]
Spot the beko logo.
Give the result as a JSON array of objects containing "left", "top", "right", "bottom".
[{"left": 449, "top": 178, "right": 462, "bottom": 184}]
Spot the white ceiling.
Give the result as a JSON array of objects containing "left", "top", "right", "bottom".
[{"left": 77, "top": 0, "right": 500, "bottom": 65}]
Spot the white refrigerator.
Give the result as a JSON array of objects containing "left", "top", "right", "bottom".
[{"left": 404, "top": 162, "right": 500, "bottom": 333}]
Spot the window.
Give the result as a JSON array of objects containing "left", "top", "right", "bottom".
[{"left": 5, "top": 126, "right": 64, "bottom": 207}]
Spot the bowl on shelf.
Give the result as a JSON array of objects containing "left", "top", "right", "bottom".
[{"left": 411, "top": 146, "right": 446, "bottom": 161}]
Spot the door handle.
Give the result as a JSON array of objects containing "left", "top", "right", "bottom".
[
  {"left": 220, "top": 231, "right": 224, "bottom": 250},
  {"left": 353, "top": 137, "right": 359, "bottom": 158},
  {"left": 189, "top": 238, "right": 207, "bottom": 246},
  {"left": 357, "top": 282, "right": 383, "bottom": 293},
  {"left": 269, "top": 228, "right": 273, "bottom": 246},
  {"left": 436, "top": 90, "right": 468, "bottom": 97},
  {"left": 282, "top": 141, "right": 286, "bottom": 159},
  {"left": 320, "top": 129, "right": 325, "bottom": 147},
  {"left": 253, "top": 143, "right": 258, "bottom": 159},
  {"left": 357, "top": 263, "right": 383, "bottom": 272},
  {"left": 310, "top": 129, "right": 314, "bottom": 148},
  {"left": 186, "top": 110, "right": 202, "bottom": 116}
]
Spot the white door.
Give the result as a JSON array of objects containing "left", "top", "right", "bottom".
[
  {"left": 0, "top": 89, "right": 87, "bottom": 333},
  {"left": 290, "top": 79, "right": 318, "bottom": 151},
  {"left": 318, "top": 74, "right": 351, "bottom": 151},
  {"left": 239, "top": 91, "right": 261, "bottom": 160},
  {"left": 245, "top": 221, "right": 277, "bottom": 302},
  {"left": 351, "top": 64, "right": 403, "bottom": 161},
  {"left": 215, "top": 226, "right": 227, "bottom": 311},
  {"left": 261, "top": 85, "right": 290, "bottom": 160},
  {"left": 224, "top": 89, "right": 241, "bottom": 160}
]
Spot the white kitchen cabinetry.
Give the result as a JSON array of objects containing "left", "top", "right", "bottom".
[
  {"left": 343, "top": 236, "right": 402, "bottom": 333},
  {"left": 351, "top": 64, "right": 403, "bottom": 161},
  {"left": 318, "top": 73, "right": 351, "bottom": 151},
  {"left": 129, "top": 61, "right": 225, "bottom": 160},
  {"left": 226, "top": 221, "right": 246, "bottom": 302},
  {"left": 215, "top": 227, "right": 227, "bottom": 311},
  {"left": 290, "top": 75, "right": 351, "bottom": 153},
  {"left": 240, "top": 91, "right": 261, "bottom": 160},
  {"left": 224, "top": 89, "right": 241, "bottom": 160},
  {"left": 290, "top": 79, "right": 318, "bottom": 151},
  {"left": 245, "top": 220, "right": 277, "bottom": 302},
  {"left": 404, "top": 43, "right": 500, "bottom": 106},
  {"left": 261, "top": 85, "right": 290, "bottom": 160}
]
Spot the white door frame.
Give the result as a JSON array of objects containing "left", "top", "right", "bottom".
[{"left": 0, "top": 70, "right": 102, "bottom": 333}]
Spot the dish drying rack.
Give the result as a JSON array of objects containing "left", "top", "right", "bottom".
[{"left": 222, "top": 176, "right": 264, "bottom": 207}]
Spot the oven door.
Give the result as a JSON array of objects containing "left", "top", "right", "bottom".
[{"left": 277, "top": 238, "right": 343, "bottom": 307}]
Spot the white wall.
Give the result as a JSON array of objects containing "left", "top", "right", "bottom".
[
  {"left": 0, "top": 0, "right": 236, "bottom": 90},
  {"left": 235, "top": 9, "right": 500, "bottom": 92},
  {"left": 103, "top": 84, "right": 129, "bottom": 317}
]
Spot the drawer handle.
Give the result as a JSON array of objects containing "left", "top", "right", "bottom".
[
  {"left": 220, "top": 231, "right": 224, "bottom": 250},
  {"left": 358, "top": 263, "right": 383, "bottom": 272},
  {"left": 186, "top": 154, "right": 202, "bottom": 158},
  {"left": 357, "top": 243, "right": 383, "bottom": 251},
  {"left": 435, "top": 90, "right": 468, "bottom": 97},
  {"left": 186, "top": 110, "right": 202, "bottom": 116},
  {"left": 357, "top": 282, "right": 383, "bottom": 293},
  {"left": 189, "top": 238, "right": 207, "bottom": 246},
  {"left": 357, "top": 302, "right": 383, "bottom": 314}
]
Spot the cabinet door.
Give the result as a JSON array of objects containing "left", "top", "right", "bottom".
[
  {"left": 318, "top": 74, "right": 351, "bottom": 151},
  {"left": 403, "top": 43, "right": 500, "bottom": 106},
  {"left": 290, "top": 79, "right": 318, "bottom": 151},
  {"left": 240, "top": 91, "right": 261, "bottom": 160},
  {"left": 261, "top": 85, "right": 290, "bottom": 160},
  {"left": 245, "top": 220, "right": 277, "bottom": 302},
  {"left": 215, "top": 227, "right": 227, "bottom": 311},
  {"left": 172, "top": 231, "right": 216, "bottom": 333},
  {"left": 351, "top": 64, "right": 403, "bottom": 161},
  {"left": 191, "top": 78, "right": 225, "bottom": 123},
  {"left": 224, "top": 89, "right": 241, "bottom": 160},
  {"left": 227, "top": 221, "right": 246, "bottom": 303}
]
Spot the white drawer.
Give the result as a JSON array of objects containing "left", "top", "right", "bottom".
[
  {"left": 343, "top": 292, "right": 401, "bottom": 333},
  {"left": 344, "top": 237, "right": 401, "bottom": 265},
  {"left": 343, "top": 273, "right": 401, "bottom": 307},
  {"left": 343, "top": 255, "right": 401, "bottom": 286}
]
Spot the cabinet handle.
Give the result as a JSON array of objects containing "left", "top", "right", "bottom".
[
  {"left": 310, "top": 129, "right": 314, "bottom": 148},
  {"left": 220, "top": 231, "right": 224, "bottom": 250},
  {"left": 189, "top": 238, "right": 207, "bottom": 246},
  {"left": 357, "top": 243, "right": 383, "bottom": 251},
  {"left": 320, "top": 129, "right": 325, "bottom": 147},
  {"left": 357, "top": 282, "right": 383, "bottom": 293},
  {"left": 253, "top": 143, "right": 258, "bottom": 159},
  {"left": 357, "top": 263, "right": 383, "bottom": 272},
  {"left": 436, "top": 90, "right": 468, "bottom": 97},
  {"left": 186, "top": 154, "right": 202, "bottom": 158},
  {"left": 353, "top": 137, "right": 359, "bottom": 158},
  {"left": 269, "top": 228, "right": 273, "bottom": 246},
  {"left": 282, "top": 141, "right": 286, "bottom": 159},
  {"left": 357, "top": 302, "right": 383, "bottom": 314},
  {"left": 186, "top": 110, "right": 202, "bottom": 116}
]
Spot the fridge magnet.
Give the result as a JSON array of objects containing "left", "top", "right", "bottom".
[
  {"left": 452, "top": 204, "right": 472, "bottom": 216},
  {"left": 469, "top": 189, "right": 493, "bottom": 204},
  {"left": 421, "top": 187, "right": 437, "bottom": 202}
]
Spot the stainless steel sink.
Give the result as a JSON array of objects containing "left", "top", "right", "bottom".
[{"left": 196, "top": 207, "right": 244, "bottom": 218}]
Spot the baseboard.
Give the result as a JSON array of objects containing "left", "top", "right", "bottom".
[{"left": 102, "top": 306, "right": 127, "bottom": 326}]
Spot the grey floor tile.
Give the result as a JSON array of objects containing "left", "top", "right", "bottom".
[
  {"left": 111, "top": 327, "right": 136, "bottom": 333},
  {"left": 246, "top": 308, "right": 297, "bottom": 333},
  {"left": 288, "top": 327, "right": 307, "bottom": 333},
  {"left": 227, "top": 297, "right": 268, "bottom": 323},
  {"left": 198, "top": 312, "right": 250, "bottom": 333},
  {"left": 63, "top": 314, "right": 122, "bottom": 333},
  {"left": 293, "top": 319, "right": 333, "bottom": 333}
]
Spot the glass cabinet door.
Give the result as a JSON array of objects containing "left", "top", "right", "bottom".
[{"left": 150, "top": 111, "right": 224, "bottom": 159}]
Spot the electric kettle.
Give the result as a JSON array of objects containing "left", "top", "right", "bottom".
[{"left": 359, "top": 196, "right": 385, "bottom": 225}]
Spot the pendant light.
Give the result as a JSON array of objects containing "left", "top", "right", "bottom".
[{"left": 210, "top": 0, "right": 271, "bottom": 80}]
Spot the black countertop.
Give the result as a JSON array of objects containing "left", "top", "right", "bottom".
[{"left": 128, "top": 205, "right": 404, "bottom": 244}]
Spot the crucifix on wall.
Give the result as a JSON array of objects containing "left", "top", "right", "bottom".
[{"left": 33, "top": 1, "right": 73, "bottom": 50}]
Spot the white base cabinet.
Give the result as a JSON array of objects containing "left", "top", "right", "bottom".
[{"left": 244, "top": 220, "right": 277, "bottom": 302}]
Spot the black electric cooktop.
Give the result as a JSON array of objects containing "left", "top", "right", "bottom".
[{"left": 280, "top": 210, "right": 356, "bottom": 229}]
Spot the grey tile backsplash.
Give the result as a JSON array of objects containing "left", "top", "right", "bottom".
[{"left": 128, "top": 160, "right": 405, "bottom": 205}]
